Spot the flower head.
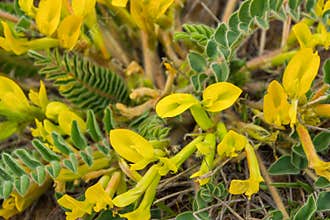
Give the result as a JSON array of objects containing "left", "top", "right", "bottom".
[
  {"left": 229, "top": 144, "right": 264, "bottom": 199},
  {"left": 110, "top": 129, "right": 156, "bottom": 170},
  {"left": 263, "top": 80, "right": 290, "bottom": 127},
  {"left": 217, "top": 130, "right": 247, "bottom": 158}
]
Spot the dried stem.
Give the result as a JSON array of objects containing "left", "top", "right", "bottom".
[
  {"left": 141, "top": 31, "right": 165, "bottom": 89},
  {"left": 222, "top": 0, "right": 238, "bottom": 23},
  {"left": 256, "top": 152, "right": 290, "bottom": 219},
  {"left": 281, "top": 15, "right": 291, "bottom": 48}
]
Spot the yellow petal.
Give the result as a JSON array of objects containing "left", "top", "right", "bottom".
[
  {"left": 85, "top": 182, "right": 113, "bottom": 212},
  {"left": 112, "top": 0, "right": 128, "bottom": 7},
  {"left": 156, "top": 93, "right": 199, "bottom": 118},
  {"left": 58, "top": 110, "right": 86, "bottom": 135},
  {"left": 113, "top": 165, "right": 160, "bottom": 207},
  {"left": 0, "top": 22, "right": 29, "bottom": 55},
  {"left": 282, "top": 48, "right": 320, "bottom": 99},
  {"left": 0, "top": 76, "right": 33, "bottom": 120},
  {"left": 110, "top": 129, "right": 154, "bottom": 164},
  {"left": 72, "top": 0, "right": 96, "bottom": 17},
  {"left": 36, "top": 0, "right": 62, "bottom": 36},
  {"left": 202, "top": 82, "right": 242, "bottom": 112},
  {"left": 292, "top": 22, "right": 314, "bottom": 48},
  {"left": 45, "top": 101, "right": 69, "bottom": 122},
  {"left": 217, "top": 130, "right": 247, "bottom": 158},
  {"left": 263, "top": 80, "right": 290, "bottom": 126},
  {"left": 18, "top": 0, "right": 36, "bottom": 17},
  {"left": 229, "top": 144, "right": 263, "bottom": 199},
  {"left": 57, "top": 195, "right": 92, "bottom": 220},
  {"left": 57, "top": 15, "right": 83, "bottom": 50},
  {"left": 148, "top": 0, "right": 175, "bottom": 20},
  {"left": 29, "top": 81, "right": 49, "bottom": 112}
]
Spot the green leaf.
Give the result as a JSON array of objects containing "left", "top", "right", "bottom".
[
  {"left": 14, "top": 174, "right": 30, "bottom": 196},
  {"left": 228, "top": 12, "right": 240, "bottom": 33},
  {"left": 80, "top": 147, "right": 93, "bottom": 167},
  {"left": 188, "top": 52, "right": 207, "bottom": 73},
  {"left": 255, "top": 17, "right": 269, "bottom": 30},
  {"left": 322, "top": 58, "right": 330, "bottom": 84},
  {"left": 191, "top": 73, "right": 208, "bottom": 92},
  {"left": 317, "top": 191, "right": 330, "bottom": 211},
  {"left": 291, "top": 145, "right": 308, "bottom": 169},
  {"left": 214, "top": 24, "right": 228, "bottom": 47},
  {"left": 314, "top": 177, "right": 330, "bottom": 188},
  {"left": 52, "top": 132, "right": 73, "bottom": 155},
  {"left": 0, "top": 167, "right": 12, "bottom": 181},
  {"left": 265, "top": 210, "right": 283, "bottom": 220},
  {"left": 2, "top": 153, "right": 26, "bottom": 176},
  {"left": 14, "top": 149, "right": 42, "bottom": 169},
  {"left": 205, "top": 40, "right": 218, "bottom": 58},
  {"left": 46, "top": 161, "right": 61, "bottom": 179},
  {"left": 63, "top": 153, "right": 78, "bottom": 173},
  {"left": 268, "top": 155, "right": 300, "bottom": 175},
  {"left": 211, "top": 62, "right": 229, "bottom": 82},
  {"left": 2, "top": 181, "right": 13, "bottom": 199},
  {"left": 87, "top": 110, "right": 103, "bottom": 142},
  {"left": 71, "top": 120, "right": 87, "bottom": 150},
  {"left": 313, "top": 132, "right": 330, "bottom": 152},
  {"left": 176, "top": 211, "right": 197, "bottom": 220},
  {"left": 32, "top": 139, "right": 60, "bottom": 162},
  {"left": 31, "top": 166, "right": 47, "bottom": 185},
  {"left": 250, "top": 0, "right": 267, "bottom": 17},
  {"left": 238, "top": 1, "right": 252, "bottom": 32},
  {"left": 293, "top": 194, "right": 316, "bottom": 220},
  {"left": 103, "top": 107, "right": 116, "bottom": 133}
]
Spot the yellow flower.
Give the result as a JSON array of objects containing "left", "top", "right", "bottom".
[
  {"left": 85, "top": 182, "right": 113, "bottom": 211},
  {"left": 112, "top": 0, "right": 128, "bottom": 7},
  {"left": 296, "top": 123, "right": 330, "bottom": 181},
  {"left": 0, "top": 76, "right": 31, "bottom": 120},
  {"left": 18, "top": 0, "right": 36, "bottom": 17},
  {"left": 190, "top": 133, "right": 216, "bottom": 185},
  {"left": 202, "top": 82, "right": 242, "bottom": 112},
  {"left": 217, "top": 130, "right": 247, "bottom": 158},
  {"left": 282, "top": 48, "right": 320, "bottom": 99},
  {"left": 120, "top": 175, "right": 160, "bottom": 220},
  {"left": 263, "top": 80, "right": 290, "bottom": 127},
  {"left": 0, "top": 179, "right": 51, "bottom": 219},
  {"left": 156, "top": 93, "right": 199, "bottom": 118},
  {"left": 58, "top": 176, "right": 116, "bottom": 219},
  {"left": 229, "top": 144, "right": 264, "bottom": 199},
  {"left": 158, "top": 136, "right": 204, "bottom": 176},
  {"left": 72, "top": 0, "right": 96, "bottom": 17},
  {"left": 292, "top": 22, "right": 315, "bottom": 48},
  {"left": 57, "top": 195, "right": 92, "bottom": 220},
  {"left": 57, "top": 15, "right": 83, "bottom": 50},
  {"left": 36, "top": 0, "right": 62, "bottom": 36},
  {"left": 130, "top": 0, "right": 174, "bottom": 33},
  {"left": 110, "top": 129, "right": 156, "bottom": 170},
  {"left": 28, "top": 81, "right": 49, "bottom": 112},
  {"left": 113, "top": 165, "right": 160, "bottom": 207},
  {"left": 0, "top": 21, "right": 58, "bottom": 55}
]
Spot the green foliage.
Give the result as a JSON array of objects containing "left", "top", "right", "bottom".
[
  {"left": 176, "top": 0, "right": 304, "bottom": 93},
  {"left": 28, "top": 50, "right": 130, "bottom": 112},
  {"left": 129, "top": 112, "right": 170, "bottom": 140},
  {"left": 268, "top": 155, "right": 301, "bottom": 175},
  {"left": 293, "top": 194, "right": 317, "bottom": 220},
  {"left": 0, "top": 109, "right": 112, "bottom": 199}
]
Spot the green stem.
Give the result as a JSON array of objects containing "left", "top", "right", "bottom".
[{"left": 189, "top": 105, "right": 214, "bottom": 130}]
